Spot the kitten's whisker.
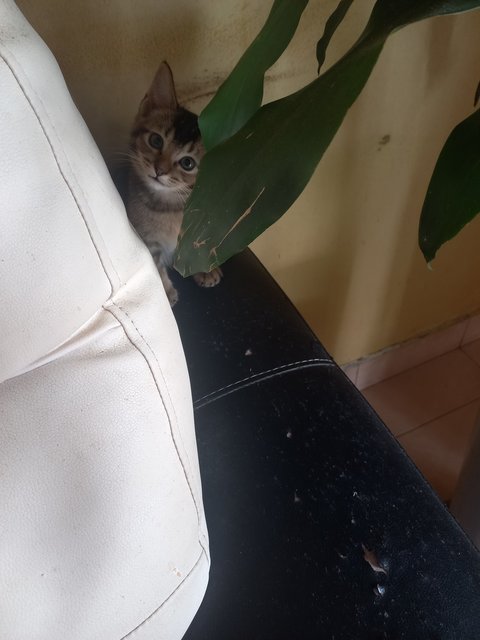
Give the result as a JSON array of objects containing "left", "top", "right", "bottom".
[
  {"left": 112, "top": 150, "right": 136, "bottom": 158},
  {"left": 113, "top": 150, "right": 138, "bottom": 158},
  {"left": 112, "top": 158, "right": 135, "bottom": 168},
  {"left": 110, "top": 150, "right": 142, "bottom": 169}
]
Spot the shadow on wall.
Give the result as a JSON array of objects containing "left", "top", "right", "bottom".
[{"left": 16, "top": 0, "right": 203, "bottom": 161}]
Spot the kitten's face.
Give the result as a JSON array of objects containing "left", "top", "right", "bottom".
[
  {"left": 130, "top": 62, "right": 204, "bottom": 201},
  {"left": 131, "top": 107, "right": 204, "bottom": 195}
]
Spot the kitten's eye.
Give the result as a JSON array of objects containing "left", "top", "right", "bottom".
[
  {"left": 179, "top": 156, "right": 196, "bottom": 171},
  {"left": 148, "top": 133, "right": 163, "bottom": 150}
]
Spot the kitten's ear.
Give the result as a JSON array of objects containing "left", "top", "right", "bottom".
[{"left": 147, "top": 61, "right": 178, "bottom": 111}]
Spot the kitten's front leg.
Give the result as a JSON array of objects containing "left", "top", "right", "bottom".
[
  {"left": 148, "top": 249, "right": 179, "bottom": 306},
  {"left": 158, "top": 266, "right": 179, "bottom": 306},
  {"left": 193, "top": 267, "right": 223, "bottom": 288}
]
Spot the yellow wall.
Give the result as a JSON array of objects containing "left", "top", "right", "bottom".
[{"left": 17, "top": 0, "right": 480, "bottom": 363}]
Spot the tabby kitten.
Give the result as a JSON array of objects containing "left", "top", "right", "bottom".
[{"left": 126, "top": 61, "right": 222, "bottom": 306}]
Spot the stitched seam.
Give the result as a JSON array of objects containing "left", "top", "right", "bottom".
[
  {"left": 0, "top": 49, "right": 118, "bottom": 294},
  {"left": 120, "top": 549, "right": 206, "bottom": 639},
  {"left": 103, "top": 303, "right": 207, "bottom": 557},
  {"left": 114, "top": 301, "right": 196, "bottom": 496},
  {"left": 194, "top": 358, "right": 333, "bottom": 407}
]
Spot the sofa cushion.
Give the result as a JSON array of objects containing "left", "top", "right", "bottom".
[{"left": 0, "top": 1, "right": 208, "bottom": 637}]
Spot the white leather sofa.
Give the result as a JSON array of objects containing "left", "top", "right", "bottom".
[{"left": 0, "top": 1, "right": 209, "bottom": 637}]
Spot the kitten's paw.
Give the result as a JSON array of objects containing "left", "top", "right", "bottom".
[
  {"left": 193, "top": 268, "right": 223, "bottom": 288},
  {"left": 167, "top": 287, "right": 179, "bottom": 307}
]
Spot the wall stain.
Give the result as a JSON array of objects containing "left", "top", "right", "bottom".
[{"left": 377, "top": 134, "right": 391, "bottom": 151}]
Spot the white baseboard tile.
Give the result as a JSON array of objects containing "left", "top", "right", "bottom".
[
  {"left": 343, "top": 312, "right": 480, "bottom": 391},
  {"left": 462, "top": 313, "right": 480, "bottom": 346}
]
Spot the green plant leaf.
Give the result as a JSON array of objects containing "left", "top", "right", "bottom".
[
  {"left": 316, "top": 0, "right": 355, "bottom": 73},
  {"left": 366, "top": 0, "right": 480, "bottom": 36},
  {"left": 199, "top": 0, "right": 308, "bottom": 151},
  {"left": 419, "top": 107, "right": 480, "bottom": 262},
  {"left": 176, "top": 44, "right": 383, "bottom": 276},
  {"left": 176, "top": 0, "right": 480, "bottom": 276}
]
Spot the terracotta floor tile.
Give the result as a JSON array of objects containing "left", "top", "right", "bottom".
[
  {"left": 398, "top": 401, "right": 480, "bottom": 502},
  {"left": 362, "top": 350, "right": 480, "bottom": 436}
]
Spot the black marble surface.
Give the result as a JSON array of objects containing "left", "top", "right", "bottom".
[
  {"left": 172, "top": 251, "right": 330, "bottom": 405},
  {"left": 173, "top": 250, "right": 480, "bottom": 640}
]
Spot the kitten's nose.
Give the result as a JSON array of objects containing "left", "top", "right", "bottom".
[{"left": 155, "top": 160, "right": 170, "bottom": 177}]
